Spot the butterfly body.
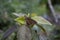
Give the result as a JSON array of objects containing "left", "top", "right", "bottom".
[{"left": 25, "top": 16, "right": 37, "bottom": 26}]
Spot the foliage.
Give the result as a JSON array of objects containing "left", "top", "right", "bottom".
[
  {"left": 0, "top": 0, "right": 60, "bottom": 40},
  {"left": 15, "top": 13, "right": 53, "bottom": 32}
]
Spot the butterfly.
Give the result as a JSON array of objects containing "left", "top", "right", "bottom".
[
  {"left": 25, "top": 16, "right": 46, "bottom": 32},
  {"left": 25, "top": 16, "right": 37, "bottom": 26}
]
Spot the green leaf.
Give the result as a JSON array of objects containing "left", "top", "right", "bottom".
[
  {"left": 32, "top": 16, "right": 52, "bottom": 25},
  {"left": 32, "top": 24, "right": 46, "bottom": 33},
  {"left": 41, "top": 24, "right": 55, "bottom": 32},
  {"left": 31, "top": 16, "right": 54, "bottom": 32},
  {"left": 15, "top": 16, "right": 25, "bottom": 25}
]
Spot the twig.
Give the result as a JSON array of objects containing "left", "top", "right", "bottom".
[{"left": 48, "top": 0, "right": 58, "bottom": 23}]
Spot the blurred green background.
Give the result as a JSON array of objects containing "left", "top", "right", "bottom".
[{"left": 0, "top": 0, "right": 60, "bottom": 40}]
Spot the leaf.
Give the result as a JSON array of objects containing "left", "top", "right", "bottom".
[
  {"left": 37, "top": 24, "right": 46, "bottom": 32},
  {"left": 31, "top": 16, "right": 54, "bottom": 32},
  {"left": 41, "top": 24, "right": 55, "bottom": 32},
  {"left": 31, "top": 16, "right": 52, "bottom": 25},
  {"left": 32, "top": 24, "right": 40, "bottom": 32},
  {"left": 32, "top": 24, "right": 46, "bottom": 34},
  {"left": 15, "top": 16, "right": 25, "bottom": 25},
  {"left": 13, "top": 13, "right": 26, "bottom": 17}
]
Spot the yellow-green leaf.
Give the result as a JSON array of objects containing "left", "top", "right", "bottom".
[
  {"left": 15, "top": 16, "right": 25, "bottom": 25},
  {"left": 31, "top": 16, "right": 53, "bottom": 32},
  {"left": 31, "top": 16, "right": 52, "bottom": 25}
]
